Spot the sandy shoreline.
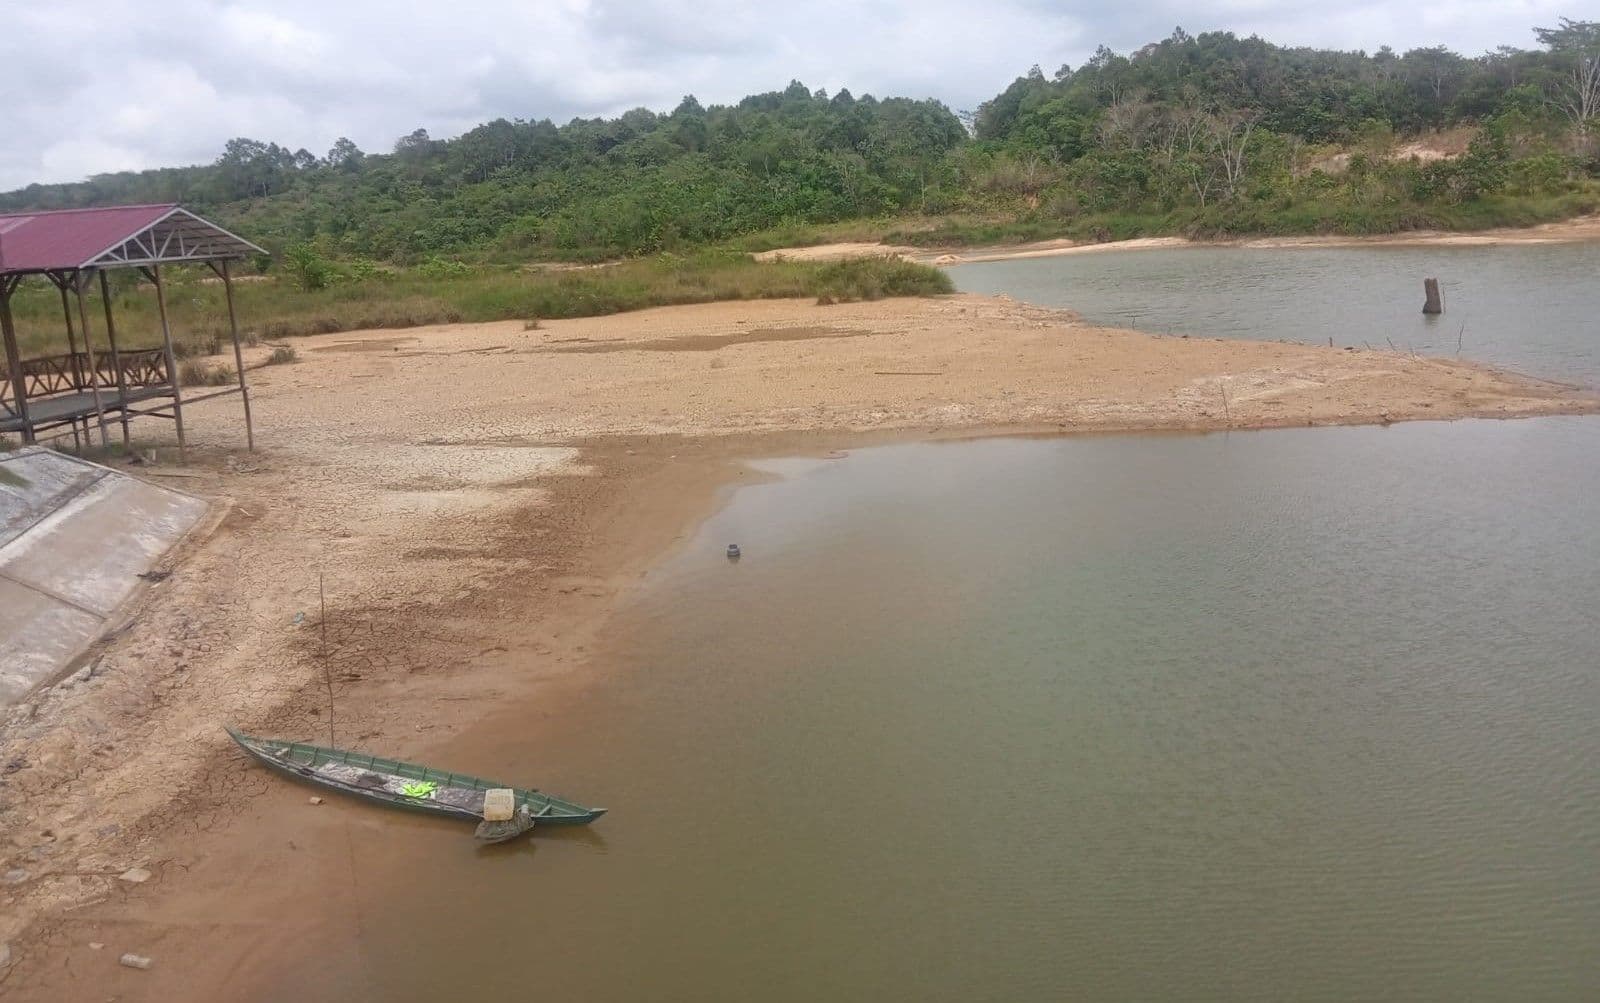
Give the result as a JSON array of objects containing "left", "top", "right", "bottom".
[
  {"left": 0, "top": 293, "right": 1595, "bottom": 997},
  {"left": 752, "top": 214, "right": 1600, "bottom": 266}
]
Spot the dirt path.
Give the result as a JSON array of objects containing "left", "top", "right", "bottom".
[{"left": 0, "top": 294, "right": 1594, "bottom": 997}]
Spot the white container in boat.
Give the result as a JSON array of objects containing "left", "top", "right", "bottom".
[{"left": 483, "top": 788, "right": 516, "bottom": 822}]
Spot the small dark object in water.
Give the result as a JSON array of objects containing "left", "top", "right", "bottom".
[
  {"left": 137, "top": 569, "right": 171, "bottom": 583},
  {"left": 726, "top": 544, "right": 741, "bottom": 560}
]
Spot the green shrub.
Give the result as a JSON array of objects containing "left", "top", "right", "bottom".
[
  {"left": 343, "top": 258, "right": 382, "bottom": 282},
  {"left": 813, "top": 257, "right": 953, "bottom": 302},
  {"left": 284, "top": 243, "right": 333, "bottom": 292},
  {"left": 1506, "top": 153, "right": 1576, "bottom": 196},
  {"left": 416, "top": 257, "right": 473, "bottom": 279}
]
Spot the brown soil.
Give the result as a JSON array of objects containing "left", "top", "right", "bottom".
[
  {"left": 544, "top": 324, "right": 872, "bottom": 353},
  {"left": 0, "top": 293, "right": 1594, "bottom": 999},
  {"left": 753, "top": 241, "right": 919, "bottom": 262}
]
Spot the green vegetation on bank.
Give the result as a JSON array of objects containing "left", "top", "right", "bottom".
[
  {"left": 1, "top": 20, "right": 1596, "bottom": 264},
  {"left": 882, "top": 190, "right": 1600, "bottom": 248},
  {"left": 958, "top": 19, "right": 1600, "bottom": 241},
  {"left": 4, "top": 255, "right": 951, "bottom": 358}
]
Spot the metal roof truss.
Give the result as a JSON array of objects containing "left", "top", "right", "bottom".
[{"left": 84, "top": 207, "right": 263, "bottom": 270}]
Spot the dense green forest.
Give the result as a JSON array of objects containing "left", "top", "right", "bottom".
[{"left": 4, "top": 20, "right": 1597, "bottom": 263}]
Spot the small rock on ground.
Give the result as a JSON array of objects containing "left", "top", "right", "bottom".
[{"left": 118, "top": 867, "right": 152, "bottom": 884}]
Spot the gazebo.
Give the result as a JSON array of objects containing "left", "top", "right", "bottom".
[{"left": 0, "top": 204, "right": 265, "bottom": 452}]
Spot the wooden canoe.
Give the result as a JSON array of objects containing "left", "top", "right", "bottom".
[{"left": 225, "top": 726, "right": 606, "bottom": 829}]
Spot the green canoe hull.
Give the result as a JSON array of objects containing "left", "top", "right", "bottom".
[{"left": 225, "top": 726, "right": 606, "bottom": 826}]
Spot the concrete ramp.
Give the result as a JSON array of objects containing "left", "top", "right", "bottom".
[{"left": 0, "top": 447, "right": 210, "bottom": 706}]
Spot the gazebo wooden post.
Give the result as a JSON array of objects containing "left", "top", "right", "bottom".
[
  {"left": 99, "top": 269, "right": 132, "bottom": 448},
  {"left": 72, "top": 271, "right": 111, "bottom": 448},
  {"left": 221, "top": 258, "right": 254, "bottom": 450},
  {"left": 150, "top": 263, "right": 186, "bottom": 458},
  {"left": 0, "top": 277, "right": 34, "bottom": 444},
  {"left": 56, "top": 280, "right": 83, "bottom": 382},
  {"left": 54, "top": 278, "right": 84, "bottom": 448}
]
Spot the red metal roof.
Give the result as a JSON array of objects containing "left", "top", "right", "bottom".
[{"left": 0, "top": 204, "right": 180, "bottom": 274}]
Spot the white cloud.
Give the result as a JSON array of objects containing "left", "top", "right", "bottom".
[
  {"left": 38, "top": 139, "right": 147, "bottom": 182},
  {"left": 0, "top": 0, "right": 1577, "bottom": 191},
  {"left": 217, "top": 6, "right": 328, "bottom": 61}
]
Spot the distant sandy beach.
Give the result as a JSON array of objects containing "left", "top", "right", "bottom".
[{"left": 752, "top": 214, "right": 1600, "bottom": 266}]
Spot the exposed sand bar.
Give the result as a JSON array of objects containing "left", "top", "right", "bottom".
[
  {"left": 0, "top": 294, "right": 1594, "bottom": 997},
  {"left": 253, "top": 294, "right": 1597, "bottom": 438},
  {"left": 753, "top": 214, "right": 1600, "bottom": 265}
]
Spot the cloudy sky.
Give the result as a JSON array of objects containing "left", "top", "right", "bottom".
[{"left": 0, "top": 0, "right": 1575, "bottom": 191}]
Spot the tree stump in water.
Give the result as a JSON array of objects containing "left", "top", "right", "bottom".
[{"left": 1422, "top": 278, "right": 1443, "bottom": 314}]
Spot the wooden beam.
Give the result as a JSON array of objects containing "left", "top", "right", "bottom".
[
  {"left": 54, "top": 275, "right": 86, "bottom": 448},
  {"left": 73, "top": 271, "right": 111, "bottom": 448},
  {"left": 151, "top": 263, "right": 186, "bottom": 458},
  {"left": 99, "top": 269, "right": 132, "bottom": 448},
  {"left": 221, "top": 258, "right": 255, "bottom": 450},
  {"left": 56, "top": 277, "right": 83, "bottom": 385},
  {"left": 172, "top": 387, "right": 243, "bottom": 406},
  {"left": 0, "top": 282, "right": 33, "bottom": 443}
]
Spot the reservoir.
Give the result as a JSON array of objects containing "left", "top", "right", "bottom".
[
  {"left": 949, "top": 243, "right": 1600, "bottom": 387},
  {"left": 268, "top": 247, "right": 1600, "bottom": 1002}
]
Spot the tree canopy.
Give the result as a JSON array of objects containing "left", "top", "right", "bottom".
[{"left": 3, "top": 23, "right": 1597, "bottom": 260}]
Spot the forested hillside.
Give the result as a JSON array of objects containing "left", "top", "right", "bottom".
[
  {"left": 4, "top": 21, "right": 1597, "bottom": 261},
  {"left": 2, "top": 84, "right": 966, "bottom": 262},
  {"left": 962, "top": 20, "right": 1599, "bottom": 238}
]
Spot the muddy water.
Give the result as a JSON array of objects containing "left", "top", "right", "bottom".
[
  {"left": 949, "top": 243, "right": 1600, "bottom": 387},
  {"left": 269, "top": 417, "right": 1600, "bottom": 1002}
]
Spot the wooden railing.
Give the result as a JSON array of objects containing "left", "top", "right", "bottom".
[
  {"left": 114, "top": 349, "right": 171, "bottom": 388},
  {"left": 20, "top": 353, "right": 83, "bottom": 397},
  {"left": 18, "top": 348, "right": 169, "bottom": 397}
]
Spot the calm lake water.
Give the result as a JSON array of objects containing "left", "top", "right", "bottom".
[
  {"left": 950, "top": 243, "right": 1600, "bottom": 387},
  {"left": 269, "top": 248, "right": 1600, "bottom": 1002}
]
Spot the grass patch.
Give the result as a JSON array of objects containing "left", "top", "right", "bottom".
[
  {"left": 265, "top": 345, "right": 298, "bottom": 365},
  {"left": 1426, "top": 191, "right": 1600, "bottom": 230},
  {"left": 5, "top": 253, "right": 951, "bottom": 356},
  {"left": 813, "top": 257, "right": 954, "bottom": 303},
  {"left": 885, "top": 186, "right": 1600, "bottom": 248}
]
